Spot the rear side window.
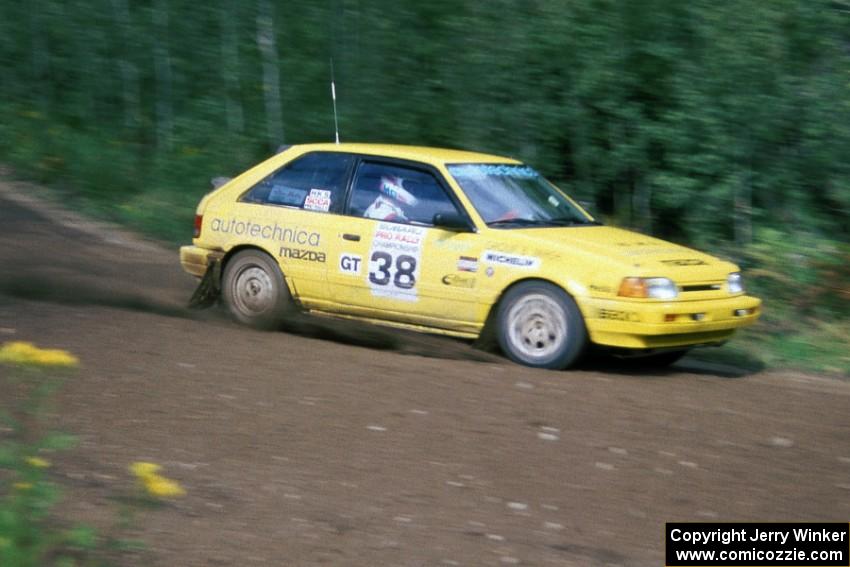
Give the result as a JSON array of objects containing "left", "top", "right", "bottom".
[{"left": 241, "top": 152, "right": 354, "bottom": 213}]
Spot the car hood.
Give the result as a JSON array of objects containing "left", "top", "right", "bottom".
[{"left": 494, "top": 225, "right": 737, "bottom": 283}]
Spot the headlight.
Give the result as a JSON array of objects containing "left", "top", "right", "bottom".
[
  {"left": 618, "top": 277, "right": 678, "bottom": 299},
  {"left": 727, "top": 272, "right": 744, "bottom": 294}
]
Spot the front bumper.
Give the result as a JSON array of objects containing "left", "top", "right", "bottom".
[{"left": 580, "top": 294, "right": 761, "bottom": 349}]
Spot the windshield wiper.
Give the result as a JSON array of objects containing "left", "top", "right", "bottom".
[
  {"left": 486, "top": 218, "right": 547, "bottom": 227},
  {"left": 541, "top": 218, "right": 602, "bottom": 226},
  {"left": 487, "top": 218, "right": 602, "bottom": 228}
]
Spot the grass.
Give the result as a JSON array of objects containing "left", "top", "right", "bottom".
[{"left": 692, "top": 322, "right": 850, "bottom": 377}]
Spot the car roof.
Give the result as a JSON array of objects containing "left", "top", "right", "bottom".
[{"left": 288, "top": 143, "right": 521, "bottom": 166}]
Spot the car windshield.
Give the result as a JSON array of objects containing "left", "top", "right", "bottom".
[{"left": 447, "top": 163, "right": 598, "bottom": 228}]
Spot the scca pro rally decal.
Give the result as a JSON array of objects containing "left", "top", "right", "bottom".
[
  {"left": 368, "top": 222, "right": 425, "bottom": 301},
  {"left": 482, "top": 250, "right": 540, "bottom": 270}
]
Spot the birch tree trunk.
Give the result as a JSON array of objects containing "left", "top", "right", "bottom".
[
  {"left": 152, "top": 0, "right": 174, "bottom": 151},
  {"left": 256, "top": 0, "right": 284, "bottom": 148}
]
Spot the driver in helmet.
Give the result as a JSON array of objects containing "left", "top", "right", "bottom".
[{"left": 364, "top": 175, "right": 418, "bottom": 222}]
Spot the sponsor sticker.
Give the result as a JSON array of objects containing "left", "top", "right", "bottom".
[
  {"left": 482, "top": 250, "right": 540, "bottom": 270},
  {"left": 304, "top": 188, "right": 332, "bottom": 212},
  {"left": 339, "top": 253, "right": 362, "bottom": 275},
  {"left": 367, "top": 222, "right": 426, "bottom": 301},
  {"left": 433, "top": 238, "right": 472, "bottom": 252},
  {"left": 442, "top": 274, "right": 476, "bottom": 289},
  {"left": 457, "top": 256, "right": 478, "bottom": 273},
  {"left": 210, "top": 217, "right": 320, "bottom": 246},
  {"left": 661, "top": 258, "right": 708, "bottom": 266},
  {"left": 598, "top": 308, "right": 640, "bottom": 322},
  {"left": 279, "top": 247, "right": 326, "bottom": 263},
  {"left": 268, "top": 185, "right": 307, "bottom": 207}
]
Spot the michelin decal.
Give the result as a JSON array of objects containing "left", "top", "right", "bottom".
[{"left": 482, "top": 250, "right": 540, "bottom": 270}]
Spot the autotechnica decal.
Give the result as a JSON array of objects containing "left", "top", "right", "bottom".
[
  {"left": 482, "top": 250, "right": 541, "bottom": 270},
  {"left": 209, "top": 217, "right": 321, "bottom": 246}
]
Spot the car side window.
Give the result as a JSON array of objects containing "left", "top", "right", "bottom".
[
  {"left": 348, "top": 162, "right": 461, "bottom": 226},
  {"left": 241, "top": 152, "right": 354, "bottom": 213}
]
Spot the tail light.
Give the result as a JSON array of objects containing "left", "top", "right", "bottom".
[{"left": 193, "top": 214, "right": 203, "bottom": 238}]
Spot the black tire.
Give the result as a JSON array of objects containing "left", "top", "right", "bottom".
[
  {"left": 495, "top": 281, "right": 588, "bottom": 369},
  {"left": 221, "top": 250, "right": 293, "bottom": 330}
]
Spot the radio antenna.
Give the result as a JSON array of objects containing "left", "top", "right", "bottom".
[{"left": 330, "top": 58, "right": 340, "bottom": 144}]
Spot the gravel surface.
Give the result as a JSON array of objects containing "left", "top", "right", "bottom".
[{"left": 1, "top": 177, "right": 848, "bottom": 566}]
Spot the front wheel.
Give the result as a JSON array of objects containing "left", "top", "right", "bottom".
[
  {"left": 222, "top": 250, "right": 293, "bottom": 330},
  {"left": 495, "top": 281, "right": 587, "bottom": 369}
]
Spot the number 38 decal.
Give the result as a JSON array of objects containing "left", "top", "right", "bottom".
[{"left": 368, "top": 251, "right": 417, "bottom": 289}]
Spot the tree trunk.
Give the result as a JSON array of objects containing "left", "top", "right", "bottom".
[
  {"left": 30, "top": 7, "right": 50, "bottom": 112},
  {"left": 734, "top": 170, "right": 753, "bottom": 246},
  {"left": 256, "top": 0, "right": 284, "bottom": 149},
  {"left": 152, "top": 0, "right": 174, "bottom": 151},
  {"left": 110, "top": 0, "right": 141, "bottom": 130},
  {"left": 633, "top": 176, "right": 652, "bottom": 233},
  {"left": 221, "top": 0, "right": 244, "bottom": 134}
]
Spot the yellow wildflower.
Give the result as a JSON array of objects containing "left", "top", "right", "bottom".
[
  {"left": 129, "top": 461, "right": 184, "bottom": 498},
  {"left": 13, "top": 482, "right": 33, "bottom": 491},
  {"left": 142, "top": 475, "right": 185, "bottom": 498},
  {"left": 25, "top": 456, "right": 50, "bottom": 468},
  {"left": 0, "top": 341, "right": 78, "bottom": 367},
  {"left": 129, "top": 461, "right": 161, "bottom": 477}
]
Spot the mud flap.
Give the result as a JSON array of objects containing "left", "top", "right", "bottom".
[{"left": 188, "top": 260, "right": 221, "bottom": 309}]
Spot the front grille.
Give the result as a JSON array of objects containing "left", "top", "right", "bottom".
[{"left": 680, "top": 283, "right": 722, "bottom": 292}]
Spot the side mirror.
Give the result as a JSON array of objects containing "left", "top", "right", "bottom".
[{"left": 433, "top": 212, "right": 473, "bottom": 232}]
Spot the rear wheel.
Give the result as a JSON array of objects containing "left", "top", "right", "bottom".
[
  {"left": 222, "top": 250, "right": 292, "bottom": 330},
  {"left": 496, "top": 281, "right": 587, "bottom": 369}
]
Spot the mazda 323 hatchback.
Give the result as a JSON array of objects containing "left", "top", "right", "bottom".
[{"left": 180, "top": 143, "right": 761, "bottom": 369}]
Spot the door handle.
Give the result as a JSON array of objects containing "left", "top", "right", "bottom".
[{"left": 342, "top": 233, "right": 361, "bottom": 242}]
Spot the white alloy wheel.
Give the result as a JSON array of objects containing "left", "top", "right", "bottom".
[
  {"left": 496, "top": 281, "right": 587, "bottom": 369},
  {"left": 222, "top": 250, "right": 292, "bottom": 329}
]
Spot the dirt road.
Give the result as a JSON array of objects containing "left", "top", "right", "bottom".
[{"left": 1, "top": 177, "right": 848, "bottom": 566}]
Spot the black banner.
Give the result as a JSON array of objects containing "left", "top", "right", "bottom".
[{"left": 666, "top": 523, "right": 849, "bottom": 566}]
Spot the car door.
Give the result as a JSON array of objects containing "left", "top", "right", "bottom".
[
  {"left": 230, "top": 151, "right": 355, "bottom": 305},
  {"left": 326, "top": 159, "right": 483, "bottom": 333}
]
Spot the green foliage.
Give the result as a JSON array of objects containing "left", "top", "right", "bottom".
[
  {"left": 737, "top": 228, "right": 850, "bottom": 320},
  {"left": 0, "top": 366, "right": 83, "bottom": 567},
  {"left": 0, "top": 0, "right": 847, "bottom": 371},
  {"left": 699, "top": 229, "right": 850, "bottom": 374},
  {"left": 0, "top": 356, "right": 152, "bottom": 566}
]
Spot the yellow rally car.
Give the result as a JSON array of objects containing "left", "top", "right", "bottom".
[{"left": 180, "top": 143, "right": 760, "bottom": 369}]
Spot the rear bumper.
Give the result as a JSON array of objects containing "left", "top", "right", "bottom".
[
  {"left": 580, "top": 294, "right": 761, "bottom": 349},
  {"left": 179, "top": 245, "right": 223, "bottom": 277}
]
